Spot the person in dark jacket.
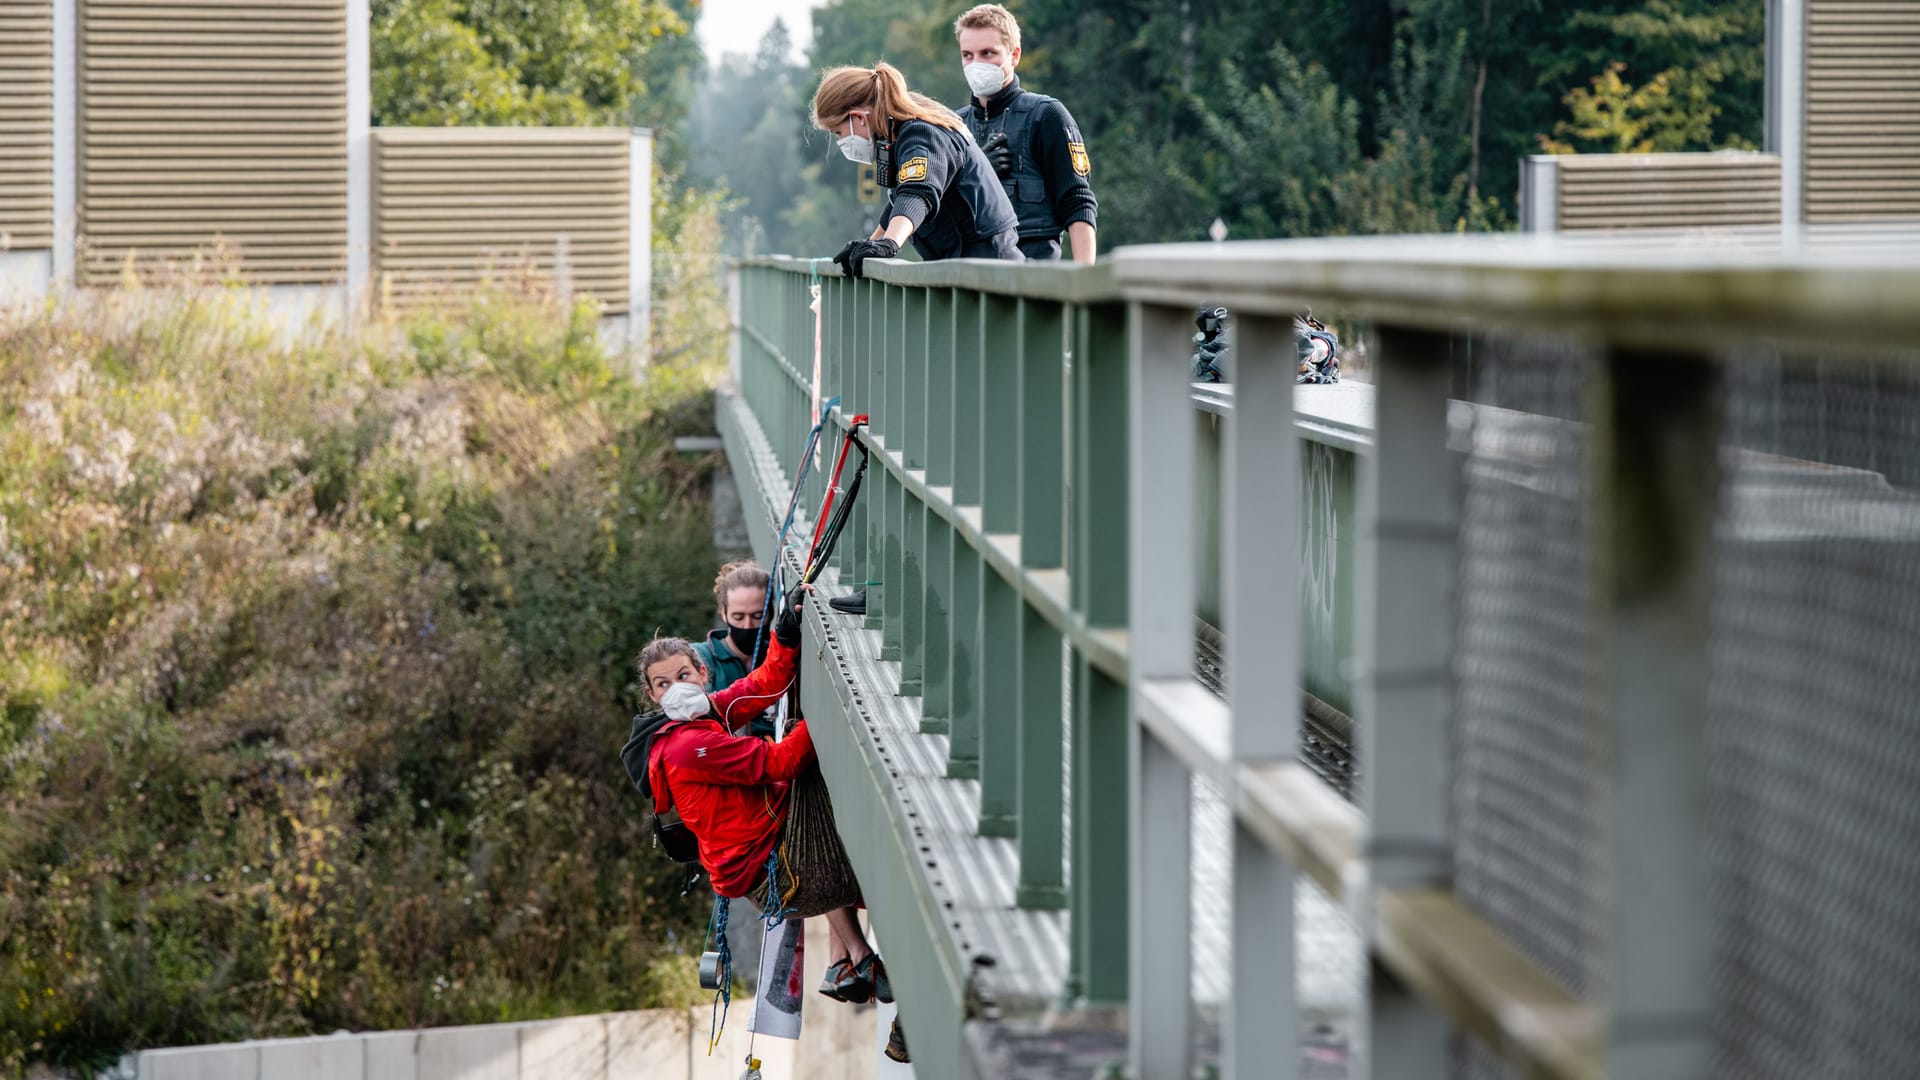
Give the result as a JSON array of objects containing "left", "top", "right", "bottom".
[
  {"left": 954, "top": 4, "right": 1098, "bottom": 264},
  {"left": 691, "top": 561, "right": 769, "bottom": 694},
  {"left": 813, "top": 62, "right": 1022, "bottom": 278}
]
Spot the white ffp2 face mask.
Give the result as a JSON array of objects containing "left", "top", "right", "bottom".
[
  {"left": 837, "top": 133, "right": 875, "bottom": 164},
  {"left": 964, "top": 62, "right": 1007, "bottom": 98},
  {"left": 659, "top": 681, "right": 709, "bottom": 721}
]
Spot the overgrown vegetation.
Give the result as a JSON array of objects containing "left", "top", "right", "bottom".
[{"left": 0, "top": 265, "right": 725, "bottom": 1073}]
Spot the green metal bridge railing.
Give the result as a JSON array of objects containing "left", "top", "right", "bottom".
[
  {"left": 721, "top": 229, "right": 1920, "bottom": 1080},
  {"left": 724, "top": 258, "right": 1134, "bottom": 1074}
]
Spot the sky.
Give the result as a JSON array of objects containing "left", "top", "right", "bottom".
[{"left": 696, "top": 0, "right": 824, "bottom": 62}]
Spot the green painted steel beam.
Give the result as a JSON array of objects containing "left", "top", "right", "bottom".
[
  {"left": 901, "top": 478, "right": 927, "bottom": 698},
  {"left": 947, "top": 541, "right": 983, "bottom": 779},
  {"left": 981, "top": 293, "right": 1021, "bottom": 535},
  {"left": 1075, "top": 302, "right": 1130, "bottom": 629},
  {"left": 1019, "top": 298, "right": 1066, "bottom": 571},
  {"left": 1016, "top": 599, "right": 1066, "bottom": 908},
  {"left": 1072, "top": 652, "right": 1131, "bottom": 1002},
  {"left": 978, "top": 568, "right": 1020, "bottom": 838}
]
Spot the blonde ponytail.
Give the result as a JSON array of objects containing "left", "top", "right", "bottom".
[{"left": 813, "top": 62, "right": 964, "bottom": 137}]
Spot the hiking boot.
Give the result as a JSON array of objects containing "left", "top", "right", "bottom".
[
  {"left": 884, "top": 1018, "right": 910, "bottom": 1063},
  {"left": 828, "top": 589, "right": 867, "bottom": 616},
  {"left": 854, "top": 952, "right": 893, "bottom": 1004}
]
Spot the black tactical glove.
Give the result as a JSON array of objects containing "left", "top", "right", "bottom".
[
  {"left": 832, "top": 237, "right": 900, "bottom": 280},
  {"left": 774, "top": 583, "right": 808, "bottom": 648},
  {"left": 980, "top": 131, "right": 1013, "bottom": 179}
]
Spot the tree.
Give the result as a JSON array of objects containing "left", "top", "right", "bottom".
[
  {"left": 689, "top": 21, "right": 815, "bottom": 254},
  {"left": 370, "top": 0, "right": 687, "bottom": 127},
  {"left": 1528, "top": 0, "right": 1761, "bottom": 159},
  {"left": 1538, "top": 62, "right": 1684, "bottom": 154}
]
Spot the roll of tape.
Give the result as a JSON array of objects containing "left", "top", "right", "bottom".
[{"left": 699, "top": 949, "right": 723, "bottom": 990}]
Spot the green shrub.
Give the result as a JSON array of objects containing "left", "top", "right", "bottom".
[{"left": 0, "top": 267, "right": 727, "bottom": 1074}]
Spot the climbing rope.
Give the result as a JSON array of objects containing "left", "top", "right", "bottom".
[
  {"left": 749, "top": 394, "right": 841, "bottom": 663},
  {"left": 706, "top": 896, "right": 733, "bottom": 1054}
]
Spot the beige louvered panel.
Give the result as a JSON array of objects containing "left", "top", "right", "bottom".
[
  {"left": 1806, "top": 0, "right": 1920, "bottom": 222},
  {"left": 79, "top": 0, "right": 346, "bottom": 284},
  {"left": 0, "top": 1, "right": 55, "bottom": 250},
  {"left": 1554, "top": 153, "right": 1783, "bottom": 231},
  {"left": 373, "top": 128, "right": 630, "bottom": 315}
]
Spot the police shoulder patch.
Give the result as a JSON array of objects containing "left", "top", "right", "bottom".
[
  {"left": 896, "top": 156, "right": 929, "bottom": 183},
  {"left": 1068, "top": 141, "right": 1091, "bottom": 177}
]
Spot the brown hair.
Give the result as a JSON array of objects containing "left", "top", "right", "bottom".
[
  {"left": 954, "top": 4, "right": 1021, "bottom": 52},
  {"left": 811, "top": 62, "right": 965, "bottom": 138},
  {"left": 712, "top": 560, "right": 769, "bottom": 615},
  {"left": 635, "top": 636, "right": 703, "bottom": 699}
]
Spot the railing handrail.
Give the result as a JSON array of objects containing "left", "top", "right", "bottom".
[
  {"left": 744, "top": 227, "right": 1920, "bottom": 354},
  {"left": 738, "top": 252, "right": 1124, "bottom": 303}
]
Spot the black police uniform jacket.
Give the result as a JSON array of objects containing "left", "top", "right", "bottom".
[
  {"left": 884, "top": 116, "right": 1021, "bottom": 262},
  {"left": 963, "top": 77, "right": 1099, "bottom": 243}
]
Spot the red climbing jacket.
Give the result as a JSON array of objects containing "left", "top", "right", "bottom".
[{"left": 648, "top": 636, "right": 816, "bottom": 897}]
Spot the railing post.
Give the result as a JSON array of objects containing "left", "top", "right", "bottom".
[
  {"left": 921, "top": 289, "right": 957, "bottom": 734},
  {"left": 1590, "top": 349, "right": 1720, "bottom": 1078},
  {"left": 1016, "top": 298, "right": 1067, "bottom": 909},
  {"left": 1071, "top": 301, "right": 1131, "bottom": 1003},
  {"left": 879, "top": 286, "right": 904, "bottom": 651},
  {"left": 977, "top": 292, "right": 1024, "bottom": 838},
  {"left": 847, "top": 276, "right": 872, "bottom": 581},
  {"left": 899, "top": 287, "right": 929, "bottom": 696},
  {"left": 1220, "top": 313, "right": 1302, "bottom": 1080},
  {"left": 1128, "top": 301, "right": 1198, "bottom": 1080},
  {"left": 1358, "top": 325, "right": 1459, "bottom": 1079},
  {"left": 947, "top": 290, "right": 987, "bottom": 779}
]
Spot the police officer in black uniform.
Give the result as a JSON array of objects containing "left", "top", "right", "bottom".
[
  {"left": 812, "top": 63, "right": 1021, "bottom": 279},
  {"left": 954, "top": 4, "right": 1098, "bottom": 264}
]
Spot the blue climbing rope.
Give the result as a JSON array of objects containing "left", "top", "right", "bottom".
[{"left": 758, "top": 850, "right": 797, "bottom": 931}]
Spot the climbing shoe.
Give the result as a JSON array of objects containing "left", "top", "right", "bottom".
[
  {"left": 818, "top": 958, "right": 856, "bottom": 1002},
  {"left": 854, "top": 952, "right": 893, "bottom": 1004},
  {"left": 884, "top": 1018, "right": 911, "bottom": 1063},
  {"left": 828, "top": 589, "right": 867, "bottom": 616},
  {"left": 830, "top": 956, "right": 873, "bottom": 1004}
]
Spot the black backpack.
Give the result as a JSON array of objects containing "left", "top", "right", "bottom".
[{"left": 619, "top": 710, "right": 701, "bottom": 864}]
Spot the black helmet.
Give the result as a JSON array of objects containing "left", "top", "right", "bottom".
[{"left": 1195, "top": 306, "right": 1228, "bottom": 337}]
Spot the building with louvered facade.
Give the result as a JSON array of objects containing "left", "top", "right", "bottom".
[
  {"left": 0, "top": 0, "right": 649, "bottom": 348},
  {"left": 1515, "top": 0, "right": 1916, "bottom": 234}
]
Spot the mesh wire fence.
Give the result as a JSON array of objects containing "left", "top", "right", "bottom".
[
  {"left": 1183, "top": 331, "right": 1920, "bottom": 1078},
  {"left": 1706, "top": 354, "right": 1920, "bottom": 1080},
  {"left": 1449, "top": 334, "right": 1599, "bottom": 1004}
]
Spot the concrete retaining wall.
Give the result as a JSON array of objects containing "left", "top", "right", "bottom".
[{"left": 133, "top": 923, "right": 878, "bottom": 1080}]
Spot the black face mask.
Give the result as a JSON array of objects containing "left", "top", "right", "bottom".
[{"left": 727, "top": 623, "right": 763, "bottom": 658}]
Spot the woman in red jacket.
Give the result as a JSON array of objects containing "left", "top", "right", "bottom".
[{"left": 634, "top": 609, "right": 894, "bottom": 1010}]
